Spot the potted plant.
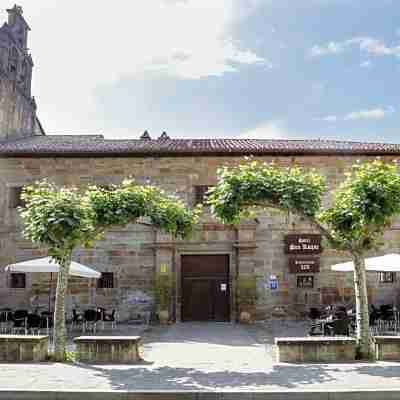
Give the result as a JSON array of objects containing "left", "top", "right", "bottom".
[
  {"left": 237, "top": 275, "right": 258, "bottom": 323},
  {"left": 154, "top": 271, "right": 174, "bottom": 324}
]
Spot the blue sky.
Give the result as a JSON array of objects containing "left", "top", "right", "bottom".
[{"left": 4, "top": 0, "right": 400, "bottom": 141}]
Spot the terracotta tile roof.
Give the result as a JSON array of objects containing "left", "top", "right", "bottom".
[{"left": 0, "top": 134, "right": 400, "bottom": 157}]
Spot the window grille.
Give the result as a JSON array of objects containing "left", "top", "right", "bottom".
[
  {"left": 10, "top": 273, "right": 26, "bottom": 288},
  {"left": 297, "top": 275, "right": 314, "bottom": 289},
  {"left": 97, "top": 272, "right": 114, "bottom": 289},
  {"left": 379, "top": 272, "right": 395, "bottom": 283},
  {"left": 194, "top": 185, "right": 212, "bottom": 205}
]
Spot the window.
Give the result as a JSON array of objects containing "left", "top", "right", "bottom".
[
  {"left": 8, "top": 186, "right": 25, "bottom": 208},
  {"left": 194, "top": 185, "right": 212, "bottom": 205},
  {"left": 10, "top": 273, "right": 26, "bottom": 289},
  {"left": 379, "top": 272, "right": 395, "bottom": 283},
  {"left": 97, "top": 272, "right": 114, "bottom": 289},
  {"left": 297, "top": 275, "right": 314, "bottom": 289}
]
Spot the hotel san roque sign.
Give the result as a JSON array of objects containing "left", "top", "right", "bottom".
[{"left": 284, "top": 234, "right": 322, "bottom": 255}]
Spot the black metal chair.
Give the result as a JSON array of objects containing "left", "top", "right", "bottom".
[
  {"left": 102, "top": 309, "right": 116, "bottom": 330},
  {"left": 324, "top": 318, "right": 350, "bottom": 336},
  {"left": 12, "top": 309, "right": 28, "bottom": 334},
  {"left": 380, "top": 304, "right": 395, "bottom": 321},
  {"left": 71, "top": 309, "right": 83, "bottom": 330},
  {"left": 83, "top": 309, "right": 99, "bottom": 333},
  {"left": 27, "top": 313, "right": 42, "bottom": 335},
  {"left": 309, "top": 307, "right": 321, "bottom": 320},
  {"left": 0, "top": 309, "right": 12, "bottom": 333}
]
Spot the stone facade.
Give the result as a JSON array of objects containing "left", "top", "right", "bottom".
[
  {"left": 0, "top": 154, "right": 399, "bottom": 321},
  {"left": 0, "top": 5, "right": 43, "bottom": 140}
]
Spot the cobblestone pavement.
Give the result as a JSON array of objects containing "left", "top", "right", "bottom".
[{"left": 1, "top": 321, "right": 400, "bottom": 391}]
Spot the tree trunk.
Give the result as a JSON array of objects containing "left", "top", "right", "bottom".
[
  {"left": 352, "top": 252, "right": 373, "bottom": 359},
  {"left": 53, "top": 255, "right": 71, "bottom": 361}
]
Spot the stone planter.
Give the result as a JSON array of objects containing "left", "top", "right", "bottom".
[
  {"left": 275, "top": 336, "right": 356, "bottom": 363},
  {"left": 0, "top": 335, "right": 48, "bottom": 362},
  {"left": 74, "top": 336, "right": 142, "bottom": 363}
]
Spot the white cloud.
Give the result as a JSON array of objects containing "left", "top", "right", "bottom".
[
  {"left": 310, "top": 42, "right": 347, "bottom": 57},
  {"left": 318, "top": 107, "right": 395, "bottom": 122},
  {"left": 344, "top": 107, "right": 395, "bottom": 121},
  {"left": 360, "top": 60, "right": 372, "bottom": 68},
  {"left": 320, "top": 115, "right": 338, "bottom": 122},
  {"left": 310, "top": 36, "right": 400, "bottom": 59},
  {"left": 238, "top": 121, "right": 296, "bottom": 139},
  {"left": 4, "top": 1, "right": 266, "bottom": 134}
]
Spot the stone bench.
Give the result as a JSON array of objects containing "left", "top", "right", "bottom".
[
  {"left": 0, "top": 335, "right": 48, "bottom": 362},
  {"left": 74, "top": 336, "right": 142, "bottom": 363},
  {"left": 275, "top": 336, "right": 356, "bottom": 363},
  {"left": 375, "top": 336, "right": 400, "bottom": 360}
]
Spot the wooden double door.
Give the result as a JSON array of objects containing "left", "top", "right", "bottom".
[{"left": 181, "top": 255, "right": 230, "bottom": 322}]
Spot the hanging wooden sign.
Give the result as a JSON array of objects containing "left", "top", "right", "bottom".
[
  {"left": 284, "top": 234, "right": 322, "bottom": 254},
  {"left": 289, "top": 256, "right": 320, "bottom": 273}
]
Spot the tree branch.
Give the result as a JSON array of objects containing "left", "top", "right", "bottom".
[{"left": 242, "top": 201, "right": 352, "bottom": 252}]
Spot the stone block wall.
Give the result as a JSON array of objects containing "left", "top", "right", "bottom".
[{"left": 0, "top": 154, "right": 399, "bottom": 321}]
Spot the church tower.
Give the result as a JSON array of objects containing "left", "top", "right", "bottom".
[{"left": 0, "top": 5, "right": 44, "bottom": 140}]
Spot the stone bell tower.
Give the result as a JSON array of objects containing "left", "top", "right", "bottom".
[{"left": 0, "top": 5, "right": 44, "bottom": 140}]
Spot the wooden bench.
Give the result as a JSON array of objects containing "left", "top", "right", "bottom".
[
  {"left": 74, "top": 336, "right": 142, "bottom": 363},
  {"left": 0, "top": 335, "right": 48, "bottom": 362},
  {"left": 275, "top": 336, "right": 356, "bottom": 363},
  {"left": 375, "top": 336, "right": 400, "bottom": 360}
]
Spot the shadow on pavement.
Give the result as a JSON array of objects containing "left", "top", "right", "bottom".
[{"left": 75, "top": 363, "right": 340, "bottom": 391}]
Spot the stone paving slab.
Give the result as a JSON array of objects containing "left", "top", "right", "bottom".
[
  {"left": 0, "top": 321, "right": 400, "bottom": 398},
  {"left": 1, "top": 391, "right": 400, "bottom": 400}
]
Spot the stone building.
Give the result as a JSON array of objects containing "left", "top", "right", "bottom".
[
  {"left": 0, "top": 6, "right": 400, "bottom": 322},
  {"left": 0, "top": 5, "right": 44, "bottom": 140}
]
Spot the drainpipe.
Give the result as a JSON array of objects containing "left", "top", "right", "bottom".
[{"left": 235, "top": 227, "right": 240, "bottom": 323}]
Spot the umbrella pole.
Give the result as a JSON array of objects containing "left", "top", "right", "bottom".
[{"left": 49, "top": 272, "right": 53, "bottom": 313}]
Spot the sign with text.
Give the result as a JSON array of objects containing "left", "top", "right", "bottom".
[
  {"left": 289, "top": 256, "right": 320, "bottom": 273},
  {"left": 269, "top": 275, "right": 278, "bottom": 290},
  {"left": 285, "top": 234, "right": 322, "bottom": 255}
]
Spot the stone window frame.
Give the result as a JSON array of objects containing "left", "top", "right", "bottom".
[
  {"left": 9, "top": 272, "right": 26, "bottom": 289},
  {"left": 97, "top": 272, "right": 114, "bottom": 289},
  {"left": 297, "top": 275, "right": 314, "bottom": 289},
  {"left": 379, "top": 272, "right": 395, "bottom": 284},
  {"left": 193, "top": 185, "right": 213, "bottom": 205},
  {"left": 8, "top": 185, "right": 25, "bottom": 208}
]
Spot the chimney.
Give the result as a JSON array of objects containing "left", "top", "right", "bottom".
[
  {"left": 140, "top": 130, "right": 151, "bottom": 140},
  {"left": 158, "top": 131, "right": 170, "bottom": 140}
]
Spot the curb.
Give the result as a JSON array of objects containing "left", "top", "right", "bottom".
[{"left": 1, "top": 390, "right": 400, "bottom": 400}]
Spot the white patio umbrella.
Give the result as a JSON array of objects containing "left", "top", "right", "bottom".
[
  {"left": 331, "top": 253, "right": 400, "bottom": 272},
  {"left": 5, "top": 257, "right": 101, "bottom": 312}
]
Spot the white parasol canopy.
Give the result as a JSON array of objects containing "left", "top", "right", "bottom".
[
  {"left": 5, "top": 257, "right": 101, "bottom": 278},
  {"left": 331, "top": 253, "right": 400, "bottom": 272}
]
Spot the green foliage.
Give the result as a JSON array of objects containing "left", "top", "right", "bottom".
[
  {"left": 208, "top": 160, "right": 325, "bottom": 225},
  {"left": 64, "top": 350, "right": 76, "bottom": 362},
  {"left": 237, "top": 275, "right": 258, "bottom": 307},
  {"left": 153, "top": 271, "right": 174, "bottom": 311},
  {"left": 320, "top": 160, "right": 400, "bottom": 251},
  {"left": 84, "top": 179, "right": 200, "bottom": 239},
  {"left": 20, "top": 181, "right": 96, "bottom": 264},
  {"left": 20, "top": 179, "right": 200, "bottom": 265}
]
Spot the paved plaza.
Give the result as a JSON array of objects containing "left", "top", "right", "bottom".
[{"left": 0, "top": 321, "right": 400, "bottom": 393}]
